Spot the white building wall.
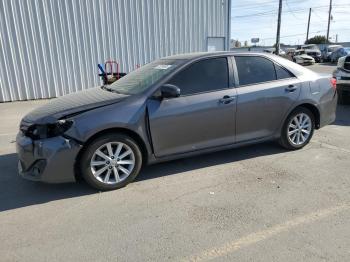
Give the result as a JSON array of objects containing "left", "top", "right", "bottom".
[{"left": 0, "top": 0, "right": 230, "bottom": 102}]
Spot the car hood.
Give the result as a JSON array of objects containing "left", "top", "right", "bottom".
[
  {"left": 305, "top": 50, "right": 321, "bottom": 54},
  {"left": 296, "top": 54, "right": 314, "bottom": 60},
  {"left": 23, "top": 86, "right": 128, "bottom": 124}
]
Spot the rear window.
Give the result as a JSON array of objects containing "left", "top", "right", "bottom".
[{"left": 235, "top": 56, "right": 276, "bottom": 85}]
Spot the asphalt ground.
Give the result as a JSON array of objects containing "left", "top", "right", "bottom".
[{"left": 0, "top": 63, "right": 349, "bottom": 262}]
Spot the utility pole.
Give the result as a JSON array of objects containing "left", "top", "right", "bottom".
[
  {"left": 306, "top": 8, "right": 311, "bottom": 43},
  {"left": 275, "top": 0, "right": 283, "bottom": 55},
  {"left": 326, "top": 0, "right": 332, "bottom": 43}
]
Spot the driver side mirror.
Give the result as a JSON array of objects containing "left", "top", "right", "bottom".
[{"left": 160, "top": 84, "right": 181, "bottom": 99}]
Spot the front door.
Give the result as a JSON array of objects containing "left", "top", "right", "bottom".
[{"left": 147, "top": 57, "right": 236, "bottom": 157}]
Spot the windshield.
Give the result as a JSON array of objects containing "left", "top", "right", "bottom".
[
  {"left": 107, "top": 59, "right": 185, "bottom": 95},
  {"left": 345, "top": 48, "right": 350, "bottom": 54}
]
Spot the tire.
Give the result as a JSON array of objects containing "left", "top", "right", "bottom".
[
  {"left": 279, "top": 107, "right": 315, "bottom": 150},
  {"left": 80, "top": 133, "right": 143, "bottom": 191},
  {"left": 337, "top": 90, "right": 350, "bottom": 105},
  {"left": 338, "top": 90, "right": 344, "bottom": 104}
]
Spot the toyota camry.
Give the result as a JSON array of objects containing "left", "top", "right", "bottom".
[{"left": 16, "top": 52, "right": 338, "bottom": 190}]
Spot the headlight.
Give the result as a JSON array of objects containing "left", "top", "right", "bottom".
[
  {"left": 26, "top": 120, "right": 73, "bottom": 140},
  {"left": 337, "top": 57, "right": 345, "bottom": 69}
]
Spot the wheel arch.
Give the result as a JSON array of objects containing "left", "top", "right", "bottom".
[
  {"left": 74, "top": 127, "right": 149, "bottom": 180},
  {"left": 289, "top": 103, "right": 321, "bottom": 129}
]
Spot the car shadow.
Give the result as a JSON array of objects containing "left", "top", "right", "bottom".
[
  {"left": 0, "top": 142, "right": 285, "bottom": 212},
  {"left": 0, "top": 153, "right": 96, "bottom": 212},
  {"left": 137, "top": 142, "right": 285, "bottom": 182},
  {"left": 1, "top": 105, "right": 348, "bottom": 212}
]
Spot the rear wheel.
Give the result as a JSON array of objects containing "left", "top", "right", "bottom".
[
  {"left": 80, "top": 133, "right": 142, "bottom": 191},
  {"left": 279, "top": 107, "right": 315, "bottom": 150}
]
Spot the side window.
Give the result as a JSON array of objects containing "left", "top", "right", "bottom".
[
  {"left": 234, "top": 56, "right": 276, "bottom": 86},
  {"left": 275, "top": 64, "right": 294, "bottom": 79},
  {"left": 167, "top": 57, "right": 228, "bottom": 95}
]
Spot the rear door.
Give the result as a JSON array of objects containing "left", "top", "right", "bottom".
[
  {"left": 233, "top": 55, "right": 301, "bottom": 142},
  {"left": 147, "top": 57, "right": 237, "bottom": 157}
]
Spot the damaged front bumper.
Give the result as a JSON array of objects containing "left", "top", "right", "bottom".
[
  {"left": 16, "top": 132, "right": 82, "bottom": 183},
  {"left": 333, "top": 68, "right": 350, "bottom": 87}
]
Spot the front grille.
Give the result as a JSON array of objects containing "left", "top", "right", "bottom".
[{"left": 344, "top": 56, "right": 350, "bottom": 71}]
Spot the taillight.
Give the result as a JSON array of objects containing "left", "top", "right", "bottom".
[{"left": 330, "top": 77, "right": 337, "bottom": 89}]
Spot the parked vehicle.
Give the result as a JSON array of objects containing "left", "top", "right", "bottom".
[
  {"left": 300, "top": 44, "right": 320, "bottom": 51},
  {"left": 333, "top": 54, "right": 350, "bottom": 104},
  {"left": 285, "top": 48, "right": 296, "bottom": 61},
  {"left": 300, "top": 44, "right": 322, "bottom": 62},
  {"left": 330, "top": 47, "right": 350, "bottom": 63},
  {"left": 322, "top": 45, "right": 342, "bottom": 62},
  {"left": 263, "top": 48, "right": 286, "bottom": 55},
  {"left": 17, "top": 52, "right": 338, "bottom": 190},
  {"left": 293, "top": 50, "right": 315, "bottom": 65}
]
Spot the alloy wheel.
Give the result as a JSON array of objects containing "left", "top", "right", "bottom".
[
  {"left": 287, "top": 113, "right": 312, "bottom": 146},
  {"left": 90, "top": 142, "right": 135, "bottom": 184}
]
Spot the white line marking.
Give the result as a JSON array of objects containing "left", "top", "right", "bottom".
[{"left": 185, "top": 204, "right": 350, "bottom": 262}]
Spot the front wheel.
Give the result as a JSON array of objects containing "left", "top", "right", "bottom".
[
  {"left": 279, "top": 107, "right": 315, "bottom": 150},
  {"left": 80, "top": 133, "right": 143, "bottom": 191}
]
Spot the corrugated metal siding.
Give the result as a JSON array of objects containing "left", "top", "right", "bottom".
[{"left": 0, "top": 0, "right": 229, "bottom": 102}]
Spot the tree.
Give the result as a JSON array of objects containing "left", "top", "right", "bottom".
[
  {"left": 305, "top": 35, "right": 331, "bottom": 44},
  {"left": 230, "top": 39, "right": 241, "bottom": 48},
  {"left": 235, "top": 40, "right": 241, "bottom": 48}
]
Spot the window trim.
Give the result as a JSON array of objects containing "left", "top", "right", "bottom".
[
  {"left": 231, "top": 54, "right": 296, "bottom": 87},
  {"left": 273, "top": 62, "right": 296, "bottom": 81},
  {"left": 165, "top": 56, "right": 234, "bottom": 97}
]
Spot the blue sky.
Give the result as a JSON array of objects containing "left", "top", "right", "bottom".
[{"left": 231, "top": 0, "right": 350, "bottom": 46}]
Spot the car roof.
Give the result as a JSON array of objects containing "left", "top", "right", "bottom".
[
  {"left": 162, "top": 51, "right": 314, "bottom": 78},
  {"left": 162, "top": 51, "right": 273, "bottom": 60}
]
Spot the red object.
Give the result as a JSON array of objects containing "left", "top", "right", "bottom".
[
  {"left": 330, "top": 77, "right": 337, "bottom": 89},
  {"left": 105, "top": 60, "right": 120, "bottom": 79}
]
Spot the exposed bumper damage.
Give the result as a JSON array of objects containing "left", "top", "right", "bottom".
[
  {"left": 333, "top": 68, "right": 350, "bottom": 87},
  {"left": 16, "top": 132, "right": 82, "bottom": 183}
]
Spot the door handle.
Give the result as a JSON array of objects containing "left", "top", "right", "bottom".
[
  {"left": 285, "top": 85, "right": 298, "bottom": 92},
  {"left": 219, "top": 95, "right": 235, "bottom": 104}
]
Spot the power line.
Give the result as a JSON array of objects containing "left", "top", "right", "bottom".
[
  {"left": 232, "top": 0, "right": 306, "bottom": 10},
  {"left": 285, "top": 0, "right": 302, "bottom": 19},
  {"left": 232, "top": 0, "right": 279, "bottom": 9},
  {"left": 311, "top": 9, "right": 327, "bottom": 22},
  {"left": 259, "top": 28, "right": 350, "bottom": 41},
  {"left": 231, "top": 5, "right": 349, "bottom": 19}
]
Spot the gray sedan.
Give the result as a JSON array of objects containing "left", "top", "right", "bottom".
[{"left": 16, "top": 52, "right": 338, "bottom": 190}]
